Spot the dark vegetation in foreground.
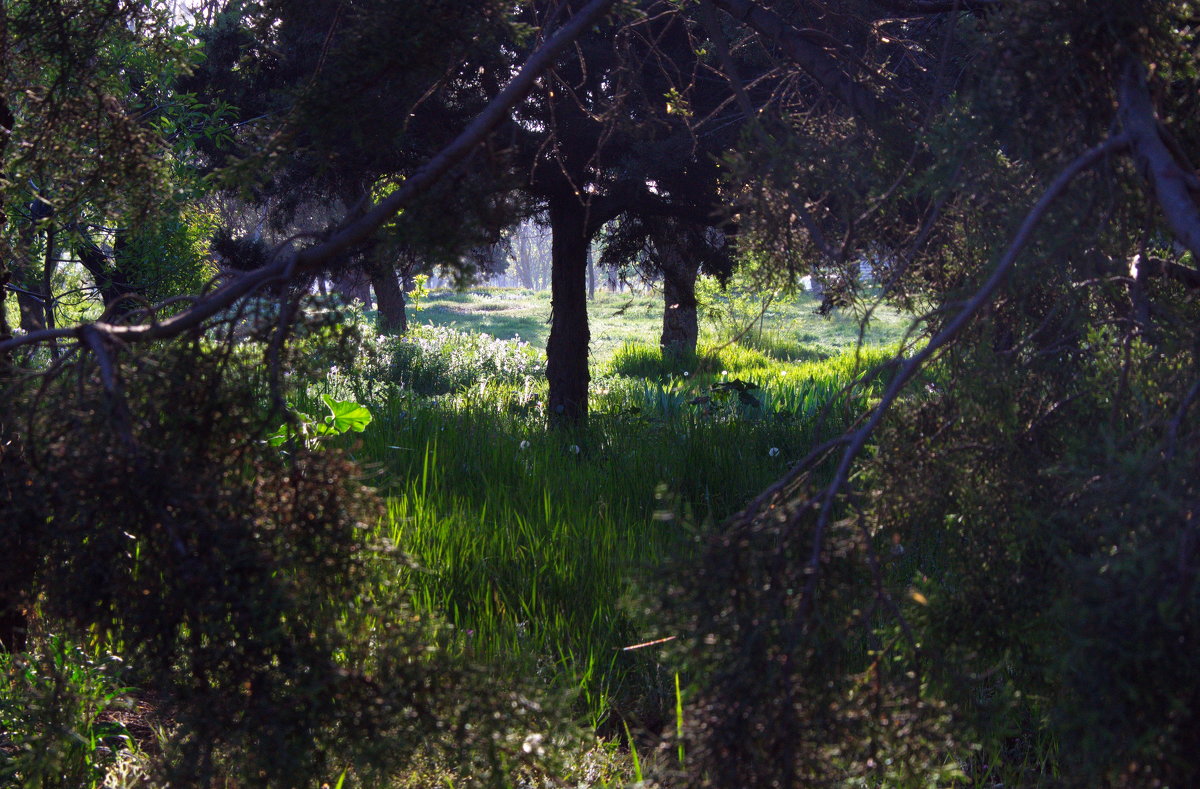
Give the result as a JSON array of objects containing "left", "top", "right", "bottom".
[
  {"left": 1, "top": 291, "right": 904, "bottom": 786},
  {"left": 4, "top": 0, "right": 1200, "bottom": 787}
]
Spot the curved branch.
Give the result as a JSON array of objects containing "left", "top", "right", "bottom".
[
  {"left": 0, "top": 0, "right": 618, "bottom": 357},
  {"left": 792, "top": 133, "right": 1131, "bottom": 616}
]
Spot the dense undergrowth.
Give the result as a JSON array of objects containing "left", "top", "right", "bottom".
[
  {"left": 1, "top": 288, "right": 902, "bottom": 787},
  {"left": 8, "top": 282, "right": 1198, "bottom": 786}
]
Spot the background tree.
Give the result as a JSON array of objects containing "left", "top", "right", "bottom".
[{"left": 183, "top": 0, "right": 530, "bottom": 332}]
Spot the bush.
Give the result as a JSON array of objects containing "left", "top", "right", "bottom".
[
  {"left": 342, "top": 323, "right": 545, "bottom": 401},
  {"left": 0, "top": 312, "right": 575, "bottom": 787}
]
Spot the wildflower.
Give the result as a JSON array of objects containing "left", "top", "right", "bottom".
[
  {"left": 520, "top": 440, "right": 530, "bottom": 450},
  {"left": 522, "top": 733, "right": 546, "bottom": 757},
  {"left": 769, "top": 447, "right": 780, "bottom": 457},
  {"left": 683, "top": 371, "right": 690, "bottom": 377},
  {"left": 568, "top": 444, "right": 581, "bottom": 454}
]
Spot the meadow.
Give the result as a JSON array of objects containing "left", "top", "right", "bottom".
[{"left": 319, "top": 284, "right": 910, "bottom": 739}]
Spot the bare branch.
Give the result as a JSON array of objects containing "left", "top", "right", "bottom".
[{"left": 0, "top": 0, "right": 618, "bottom": 357}]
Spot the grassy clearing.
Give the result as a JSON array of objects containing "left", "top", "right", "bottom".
[
  {"left": 318, "top": 287, "right": 911, "bottom": 734},
  {"left": 380, "top": 280, "right": 912, "bottom": 366}
]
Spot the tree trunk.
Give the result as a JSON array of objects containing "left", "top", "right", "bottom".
[
  {"left": 368, "top": 259, "right": 407, "bottom": 333},
  {"left": 659, "top": 241, "right": 700, "bottom": 357},
  {"left": 15, "top": 287, "right": 43, "bottom": 331},
  {"left": 516, "top": 232, "right": 535, "bottom": 289},
  {"left": 77, "top": 233, "right": 137, "bottom": 316},
  {"left": 14, "top": 201, "right": 44, "bottom": 331},
  {"left": 0, "top": 93, "right": 24, "bottom": 651},
  {"left": 587, "top": 245, "right": 596, "bottom": 301},
  {"left": 547, "top": 197, "right": 591, "bottom": 425},
  {"left": 0, "top": 92, "right": 12, "bottom": 364},
  {"left": 42, "top": 225, "right": 60, "bottom": 359}
]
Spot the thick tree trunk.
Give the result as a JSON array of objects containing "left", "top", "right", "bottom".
[
  {"left": 368, "top": 259, "right": 408, "bottom": 333},
  {"left": 0, "top": 92, "right": 23, "bottom": 651},
  {"left": 15, "top": 288, "right": 42, "bottom": 331},
  {"left": 77, "top": 234, "right": 137, "bottom": 316},
  {"left": 658, "top": 240, "right": 700, "bottom": 357},
  {"left": 547, "top": 198, "right": 591, "bottom": 425},
  {"left": 15, "top": 201, "right": 44, "bottom": 331}
]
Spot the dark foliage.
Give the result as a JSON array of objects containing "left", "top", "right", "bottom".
[{"left": 0, "top": 309, "right": 565, "bottom": 786}]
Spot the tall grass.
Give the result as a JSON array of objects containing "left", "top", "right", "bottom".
[{"left": 311, "top": 319, "right": 902, "bottom": 729}]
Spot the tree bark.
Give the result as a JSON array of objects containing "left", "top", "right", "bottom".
[
  {"left": 660, "top": 244, "right": 700, "bottom": 357},
  {"left": 0, "top": 88, "right": 24, "bottom": 651},
  {"left": 547, "top": 197, "right": 591, "bottom": 425},
  {"left": 367, "top": 259, "right": 408, "bottom": 333}
]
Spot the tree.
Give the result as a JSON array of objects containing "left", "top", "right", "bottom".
[
  {"left": 510, "top": 0, "right": 752, "bottom": 421},
  {"left": 0, "top": 1, "right": 620, "bottom": 782},
  {"left": 600, "top": 214, "right": 733, "bottom": 355},
  {"left": 658, "top": 1, "right": 1200, "bottom": 784},
  {"left": 183, "top": 0, "right": 533, "bottom": 334}
]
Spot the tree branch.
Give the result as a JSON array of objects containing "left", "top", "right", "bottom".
[
  {"left": 869, "top": 0, "right": 999, "bottom": 14},
  {"left": 0, "top": 0, "right": 618, "bottom": 357},
  {"left": 792, "top": 132, "right": 1131, "bottom": 618},
  {"left": 1119, "top": 57, "right": 1200, "bottom": 260},
  {"left": 707, "top": 0, "right": 901, "bottom": 131}
]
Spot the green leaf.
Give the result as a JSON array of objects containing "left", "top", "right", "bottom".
[{"left": 321, "top": 395, "right": 372, "bottom": 434}]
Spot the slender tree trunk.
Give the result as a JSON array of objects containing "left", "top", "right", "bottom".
[
  {"left": 587, "top": 245, "right": 596, "bottom": 301},
  {"left": 15, "top": 203, "right": 43, "bottom": 331},
  {"left": 367, "top": 259, "right": 408, "bottom": 333},
  {"left": 516, "top": 232, "right": 535, "bottom": 289},
  {"left": 658, "top": 240, "right": 700, "bottom": 357},
  {"left": 0, "top": 86, "right": 12, "bottom": 355},
  {"left": 42, "top": 224, "right": 60, "bottom": 359},
  {"left": 547, "top": 197, "right": 591, "bottom": 425}
]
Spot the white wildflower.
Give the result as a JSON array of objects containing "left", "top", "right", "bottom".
[
  {"left": 522, "top": 733, "right": 545, "bottom": 757},
  {"left": 769, "top": 447, "right": 780, "bottom": 457}
]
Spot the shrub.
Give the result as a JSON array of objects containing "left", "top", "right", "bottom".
[
  {"left": 394, "top": 325, "right": 545, "bottom": 394},
  {"left": 0, "top": 311, "right": 575, "bottom": 787}
]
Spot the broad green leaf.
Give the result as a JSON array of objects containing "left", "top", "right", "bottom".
[{"left": 321, "top": 395, "right": 372, "bottom": 434}]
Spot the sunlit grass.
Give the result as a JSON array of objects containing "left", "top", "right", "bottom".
[{"left": 312, "top": 291, "right": 909, "bottom": 730}]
